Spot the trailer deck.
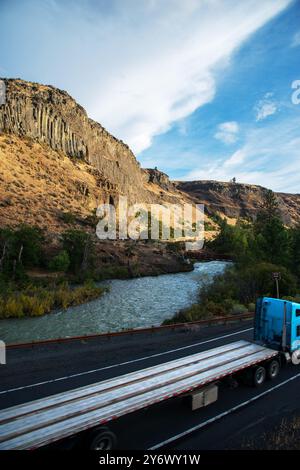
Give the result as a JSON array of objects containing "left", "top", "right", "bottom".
[{"left": 0, "top": 340, "right": 278, "bottom": 450}]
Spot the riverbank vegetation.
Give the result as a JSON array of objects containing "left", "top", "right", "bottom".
[
  {"left": 164, "top": 190, "right": 300, "bottom": 324},
  {"left": 0, "top": 226, "right": 109, "bottom": 318},
  {"left": 0, "top": 281, "right": 107, "bottom": 319},
  {"left": 0, "top": 223, "right": 188, "bottom": 319}
]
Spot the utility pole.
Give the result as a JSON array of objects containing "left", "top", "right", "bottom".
[{"left": 272, "top": 272, "right": 281, "bottom": 299}]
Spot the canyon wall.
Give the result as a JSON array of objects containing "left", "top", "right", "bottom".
[
  {"left": 0, "top": 79, "right": 158, "bottom": 205},
  {"left": 0, "top": 78, "right": 299, "bottom": 233}
]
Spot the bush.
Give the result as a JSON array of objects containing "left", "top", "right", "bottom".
[
  {"left": 204, "top": 222, "right": 215, "bottom": 231},
  {"left": 60, "top": 212, "right": 76, "bottom": 224},
  {"left": 0, "top": 281, "right": 107, "bottom": 319},
  {"left": 205, "top": 300, "right": 228, "bottom": 317},
  {"left": 4, "top": 298, "right": 24, "bottom": 318},
  {"left": 84, "top": 209, "right": 99, "bottom": 227},
  {"left": 0, "top": 225, "right": 44, "bottom": 276},
  {"left": 163, "top": 304, "right": 211, "bottom": 325},
  {"left": 164, "top": 262, "right": 298, "bottom": 325},
  {"left": 200, "top": 262, "right": 297, "bottom": 306},
  {"left": 62, "top": 229, "right": 92, "bottom": 273},
  {"left": 231, "top": 303, "right": 248, "bottom": 315},
  {"left": 48, "top": 250, "right": 70, "bottom": 272}
]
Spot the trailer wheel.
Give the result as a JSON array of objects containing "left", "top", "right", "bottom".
[
  {"left": 253, "top": 366, "right": 266, "bottom": 387},
  {"left": 87, "top": 427, "right": 117, "bottom": 450},
  {"left": 267, "top": 360, "right": 280, "bottom": 380},
  {"left": 292, "top": 350, "right": 300, "bottom": 365}
]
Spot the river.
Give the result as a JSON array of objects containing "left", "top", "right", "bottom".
[{"left": 0, "top": 261, "right": 230, "bottom": 344}]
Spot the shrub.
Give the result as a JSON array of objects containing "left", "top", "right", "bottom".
[
  {"left": 0, "top": 281, "right": 107, "bottom": 319},
  {"left": 48, "top": 250, "right": 70, "bottom": 272},
  {"left": 0, "top": 225, "right": 44, "bottom": 277},
  {"left": 62, "top": 229, "right": 92, "bottom": 273},
  {"left": 163, "top": 303, "right": 213, "bottom": 325},
  {"left": 60, "top": 212, "right": 76, "bottom": 224},
  {"left": 231, "top": 303, "right": 248, "bottom": 315},
  {"left": 163, "top": 261, "right": 298, "bottom": 325},
  {"left": 200, "top": 262, "right": 297, "bottom": 306},
  {"left": 3, "top": 298, "right": 24, "bottom": 318}
]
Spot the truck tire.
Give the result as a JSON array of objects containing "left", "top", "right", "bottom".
[
  {"left": 292, "top": 350, "right": 300, "bottom": 365},
  {"left": 87, "top": 427, "right": 117, "bottom": 450},
  {"left": 267, "top": 359, "right": 280, "bottom": 380},
  {"left": 253, "top": 365, "right": 266, "bottom": 387}
]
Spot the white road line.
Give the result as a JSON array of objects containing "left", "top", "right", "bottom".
[
  {"left": 149, "top": 372, "right": 300, "bottom": 450},
  {"left": 0, "top": 327, "right": 253, "bottom": 395}
]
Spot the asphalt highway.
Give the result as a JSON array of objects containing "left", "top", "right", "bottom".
[{"left": 0, "top": 320, "right": 299, "bottom": 450}]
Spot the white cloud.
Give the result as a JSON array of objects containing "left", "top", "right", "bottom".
[
  {"left": 254, "top": 93, "right": 278, "bottom": 121},
  {"left": 182, "top": 116, "right": 300, "bottom": 192},
  {"left": 215, "top": 121, "right": 239, "bottom": 144},
  {"left": 3, "top": 0, "right": 291, "bottom": 154},
  {"left": 88, "top": 0, "right": 291, "bottom": 153},
  {"left": 224, "top": 147, "right": 247, "bottom": 166},
  {"left": 291, "top": 31, "right": 300, "bottom": 47}
]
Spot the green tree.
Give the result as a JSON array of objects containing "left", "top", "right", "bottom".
[
  {"left": 209, "top": 219, "right": 251, "bottom": 261},
  {"left": 13, "top": 225, "right": 44, "bottom": 267},
  {"left": 290, "top": 224, "right": 300, "bottom": 278},
  {"left": 254, "top": 190, "right": 289, "bottom": 266},
  {"left": 257, "top": 189, "right": 280, "bottom": 225},
  {"left": 48, "top": 250, "right": 70, "bottom": 272},
  {"left": 0, "top": 225, "right": 43, "bottom": 278},
  {"left": 62, "top": 229, "right": 91, "bottom": 272}
]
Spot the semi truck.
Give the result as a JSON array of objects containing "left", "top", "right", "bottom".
[{"left": 0, "top": 296, "right": 300, "bottom": 450}]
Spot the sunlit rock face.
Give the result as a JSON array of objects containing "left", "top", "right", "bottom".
[
  {"left": 0, "top": 78, "right": 158, "bottom": 205},
  {"left": 1, "top": 78, "right": 298, "bottom": 233},
  {"left": 176, "top": 180, "right": 300, "bottom": 226},
  {"left": 0, "top": 78, "right": 189, "bottom": 234}
]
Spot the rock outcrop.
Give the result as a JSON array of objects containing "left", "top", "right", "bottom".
[
  {"left": 176, "top": 180, "right": 300, "bottom": 226},
  {"left": 144, "top": 168, "right": 175, "bottom": 191}
]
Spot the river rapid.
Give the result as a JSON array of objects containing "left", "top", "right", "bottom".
[{"left": 0, "top": 261, "right": 230, "bottom": 344}]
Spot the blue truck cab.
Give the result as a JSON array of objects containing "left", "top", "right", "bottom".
[{"left": 254, "top": 297, "right": 300, "bottom": 359}]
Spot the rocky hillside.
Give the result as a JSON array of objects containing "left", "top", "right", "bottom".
[
  {"left": 0, "top": 78, "right": 187, "bottom": 232},
  {"left": 0, "top": 79, "right": 147, "bottom": 204},
  {"left": 176, "top": 180, "right": 300, "bottom": 226},
  {"left": 0, "top": 78, "right": 299, "bottom": 238}
]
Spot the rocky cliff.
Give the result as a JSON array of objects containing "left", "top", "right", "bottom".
[
  {"left": 0, "top": 78, "right": 299, "bottom": 236},
  {"left": 176, "top": 180, "right": 300, "bottom": 226},
  {"left": 0, "top": 78, "right": 187, "bottom": 232},
  {"left": 0, "top": 79, "right": 184, "bottom": 208}
]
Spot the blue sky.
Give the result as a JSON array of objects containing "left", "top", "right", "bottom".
[
  {"left": 0, "top": 0, "right": 300, "bottom": 192},
  {"left": 139, "top": 0, "right": 300, "bottom": 192}
]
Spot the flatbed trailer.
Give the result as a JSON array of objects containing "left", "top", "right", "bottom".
[
  {"left": 0, "top": 340, "right": 279, "bottom": 450},
  {"left": 1, "top": 296, "right": 300, "bottom": 450}
]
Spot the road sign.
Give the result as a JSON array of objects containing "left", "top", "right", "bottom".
[{"left": 272, "top": 272, "right": 281, "bottom": 280}]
